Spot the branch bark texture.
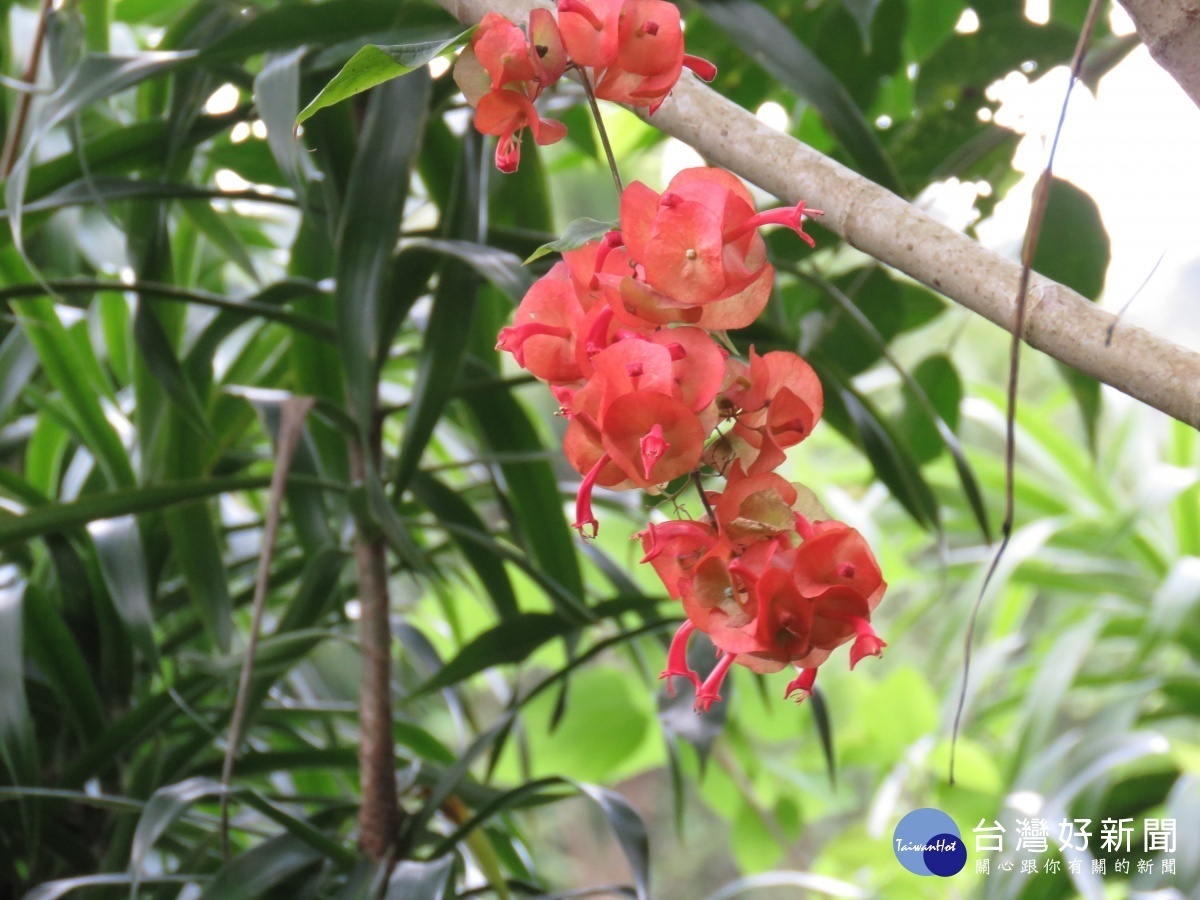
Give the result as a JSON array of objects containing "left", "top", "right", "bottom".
[
  {"left": 350, "top": 441, "right": 400, "bottom": 862},
  {"left": 1119, "top": 0, "right": 1200, "bottom": 109},
  {"left": 439, "top": 0, "right": 1200, "bottom": 430}
]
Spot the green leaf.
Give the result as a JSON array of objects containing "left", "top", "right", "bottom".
[
  {"left": 196, "top": 835, "right": 323, "bottom": 900},
  {"left": 898, "top": 354, "right": 962, "bottom": 463},
  {"left": 132, "top": 300, "right": 211, "bottom": 438},
  {"left": 21, "top": 583, "right": 107, "bottom": 742},
  {"left": 432, "top": 777, "right": 650, "bottom": 900},
  {"left": 384, "top": 856, "right": 455, "bottom": 900},
  {"left": 461, "top": 361, "right": 585, "bottom": 601},
  {"left": 1032, "top": 178, "right": 1110, "bottom": 301},
  {"left": 416, "top": 613, "right": 573, "bottom": 695},
  {"left": 164, "top": 501, "right": 233, "bottom": 653},
  {"left": 809, "top": 686, "right": 837, "bottom": 786},
  {"left": 409, "top": 472, "right": 518, "bottom": 619},
  {"left": 915, "top": 13, "right": 1077, "bottom": 110},
  {"left": 254, "top": 49, "right": 315, "bottom": 196},
  {"left": 88, "top": 516, "right": 158, "bottom": 665},
  {"left": 1032, "top": 178, "right": 1110, "bottom": 449},
  {"left": 11, "top": 297, "right": 135, "bottom": 488},
  {"left": 0, "top": 473, "right": 271, "bottom": 548},
  {"left": 820, "top": 366, "right": 939, "bottom": 530},
  {"left": 408, "top": 238, "right": 533, "bottom": 303},
  {"left": 296, "top": 30, "right": 473, "bottom": 126},
  {"left": 336, "top": 70, "right": 430, "bottom": 430},
  {"left": 393, "top": 137, "right": 485, "bottom": 495},
  {"left": 0, "top": 581, "right": 37, "bottom": 789},
  {"left": 5, "top": 53, "right": 196, "bottom": 255},
  {"left": 695, "top": 0, "right": 904, "bottom": 194},
  {"left": 179, "top": 199, "right": 259, "bottom": 283},
  {"left": 524, "top": 217, "right": 617, "bottom": 265}
]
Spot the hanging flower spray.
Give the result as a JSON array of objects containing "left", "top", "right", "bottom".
[{"left": 461, "top": 0, "right": 887, "bottom": 710}]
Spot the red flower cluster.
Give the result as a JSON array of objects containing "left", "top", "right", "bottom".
[
  {"left": 640, "top": 470, "right": 886, "bottom": 711},
  {"left": 497, "top": 166, "right": 886, "bottom": 708},
  {"left": 454, "top": 2, "right": 716, "bottom": 172}
]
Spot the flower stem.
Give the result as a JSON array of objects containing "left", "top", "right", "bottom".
[
  {"left": 578, "top": 67, "right": 624, "bottom": 197},
  {"left": 692, "top": 470, "right": 717, "bottom": 526}
]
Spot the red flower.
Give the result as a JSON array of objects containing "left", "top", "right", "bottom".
[
  {"left": 709, "top": 349, "right": 824, "bottom": 475},
  {"left": 612, "top": 168, "right": 822, "bottom": 329},
  {"left": 557, "top": 0, "right": 623, "bottom": 69},
  {"left": 473, "top": 89, "right": 568, "bottom": 174},
  {"left": 495, "top": 262, "right": 585, "bottom": 384},
  {"left": 593, "top": 0, "right": 717, "bottom": 114},
  {"left": 454, "top": 11, "right": 568, "bottom": 172}
]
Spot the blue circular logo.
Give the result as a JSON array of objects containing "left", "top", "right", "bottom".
[{"left": 893, "top": 809, "right": 966, "bottom": 877}]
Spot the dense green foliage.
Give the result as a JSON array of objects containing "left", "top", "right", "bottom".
[{"left": 0, "top": 0, "right": 1196, "bottom": 898}]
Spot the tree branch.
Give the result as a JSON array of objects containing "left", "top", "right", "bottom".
[
  {"left": 1118, "top": 0, "right": 1200, "bottom": 109},
  {"left": 350, "top": 438, "right": 400, "bottom": 863},
  {"left": 437, "top": 0, "right": 1200, "bottom": 430}
]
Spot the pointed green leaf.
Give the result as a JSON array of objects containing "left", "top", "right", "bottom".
[
  {"left": 524, "top": 217, "right": 618, "bottom": 265},
  {"left": 296, "top": 30, "right": 473, "bottom": 126},
  {"left": 0, "top": 474, "right": 271, "bottom": 548}
]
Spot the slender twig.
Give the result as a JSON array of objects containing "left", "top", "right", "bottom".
[
  {"left": 691, "top": 471, "right": 716, "bottom": 525},
  {"left": 0, "top": 0, "right": 52, "bottom": 179},
  {"left": 219, "top": 397, "right": 314, "bottom": 858},
  {"left": 949, "top": 0, "right": 1105, "bottom": 785},
  {"left": 576, "top": 67, "right": 624, "bottom": 197},
  {"left": 1106, "top": 249, "right": 1166, "bottom": 347}
]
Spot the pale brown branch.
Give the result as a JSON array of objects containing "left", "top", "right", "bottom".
[
  {"left": 220, "top": 396, "right": 315, "bottom": 857},
  {"left": 438, "top": 0, "right": 1200, "bottom": 431},
  {"left": 1118, "top": 0, "right": 1200, "bottom": 110}
]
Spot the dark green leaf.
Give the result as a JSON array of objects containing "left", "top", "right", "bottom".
[
  {"left": 393, "top": 135, "right": 483, "bottom": 494},
  {"left": 461, "top": 361, "right": 584, "bottom": 600},
  {"left": 409, "top": 238, "right": 533, "bottom": 303},
  {"left": 196, "top": 835, "right": 323, "bottom": 900},
  {"left": 336, "top": 69, "right": 430, "bottom": 429},
  {"left": 1033, "top": 178, "right": 1110, "bottom": 449},
  {"left": 696, "top": 0, "right": 904, "bottom": 194},
  {"left": 0, "top": 474, "right": 271, "bottom": 548},
  {"left": 384, "top": 855, "right": 455, "bottom": 900},
  {"left": 254, "top": 49, "right": 314, "bottom": 196},
  {"left": 11, "top": 297, "right": 135, "bottom": 488},
  {"left": 898, "top": 354, "right": 962, "bottom": 463},
  {"left": 0, "top": 581, "right": 37, "bottom": 788},
  {"left": 841, "top": 0, "right": 883, "bottom": 49},
  {"left": 809, "top": 686, "right": 837, "bottom": 786},
  {"left": 88, "top": 516, "right": 157, "bottom": 664},
  {"left": 820, "top": 367, "right": 939, "bottom": 530}
]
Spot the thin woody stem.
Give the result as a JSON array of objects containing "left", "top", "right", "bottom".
[
  {"left": 692, "top": 470, "right": 717, "bottom": 526},
  {"left": 576, "top": 67, "right": 624, "bottom": 197},
  {"left": 0, "top": 0, "right": 53, "bottom": 178},
  {"left": 948, "top": 0, "right": 1105, "bottom": 787},
  {"left": 350, "top": 436, "right": 401, "bottom": 862}
]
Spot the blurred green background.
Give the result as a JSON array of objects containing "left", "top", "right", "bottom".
[{"left": 0, "top": 0, "right": 1196, "bottom": 897}]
